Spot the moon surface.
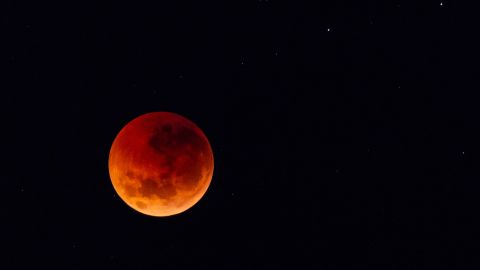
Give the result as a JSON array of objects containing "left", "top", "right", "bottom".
[{"left": 108, "top": 112, "right": 214, "bottom": 217}]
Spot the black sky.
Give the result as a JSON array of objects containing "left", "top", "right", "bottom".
[{"left": 4, "top": 1, "right": 479, "bottom": 269}]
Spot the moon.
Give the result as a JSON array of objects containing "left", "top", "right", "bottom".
[{"left": 108, "top": 112, "right": 214, "bottom": 217}]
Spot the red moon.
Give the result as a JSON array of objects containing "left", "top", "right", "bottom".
[{"left": 108, "top": 112, "right": 214, "bottom": 217}]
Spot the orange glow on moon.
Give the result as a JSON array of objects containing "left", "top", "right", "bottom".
[{"left": 108, "top": 112, "right": 214, "bottom": 217}]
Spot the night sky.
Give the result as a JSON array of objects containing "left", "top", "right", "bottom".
[{"left": 4, "top": 1, "right": 478, "bottom": 268}]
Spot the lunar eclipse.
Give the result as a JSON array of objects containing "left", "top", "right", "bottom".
[{"left": 108, "top": 112, "right": 214, "bottom": 217}]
